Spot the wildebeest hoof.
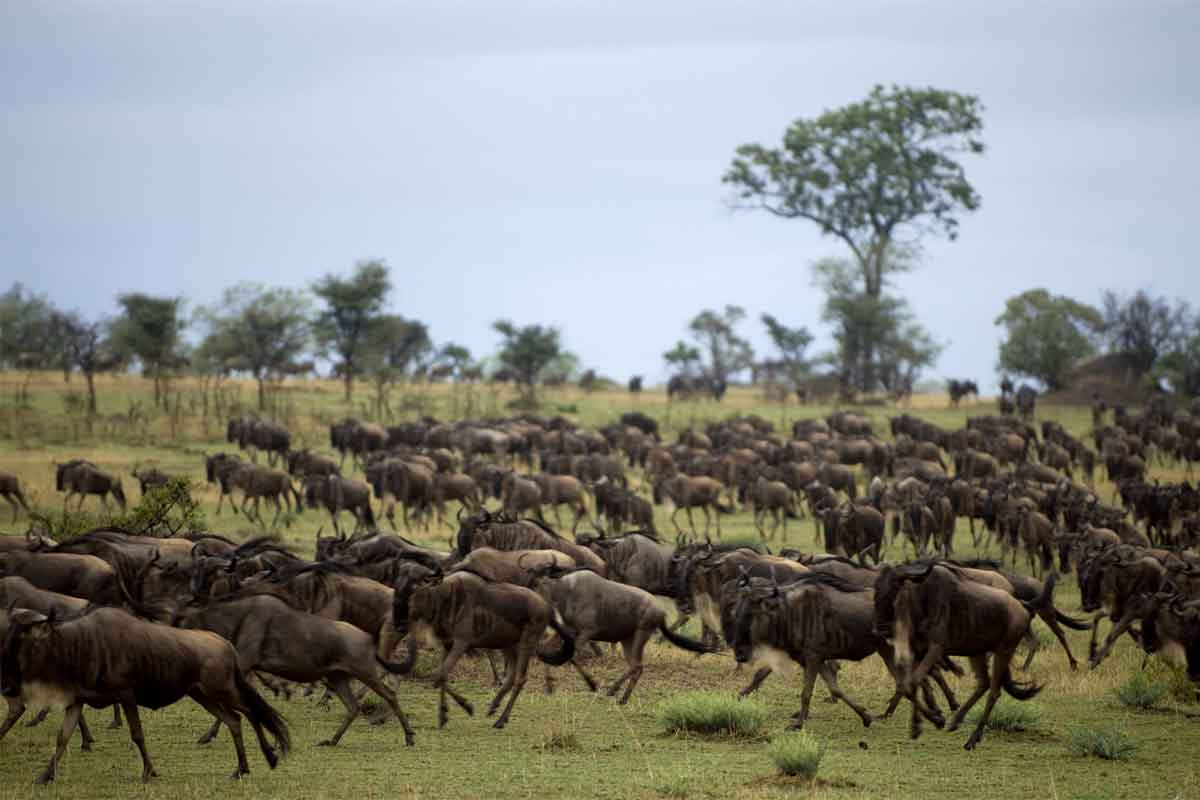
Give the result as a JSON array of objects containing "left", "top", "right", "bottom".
[
  {"left": 107, "top": 720, "right": 122, "bottom": 730},
  {"left": 404, "top": 734, "right": 415, "bottom": 747},
  {"left": 824, "top": 695, "right": 838, "bottom": 704},
  {"left": 141, "top": 770, "right": 158, "bottom": 783},
  {"left": 229, "top": 769, "right": 247, "bottom": 780},
  {"left": 946, "top": 719, "right": 961, "bottom": 732},
  {"left": 785, "top": 719, "right": 805, "bottom": 731},
  {"left": 861, "top": 715, "right": 873, "bottom": 728},
  {"left": 492, "top": 719, "right": 506, "bottom": 730},
  {"left": 34, "top": 771, "right": 55, "bottom": 785},
  {"left": 317, "top": 739, "right": 337, "bottom": 747},
  {"left": 264, "top": 749, "right": 279, "bottom": 769}
]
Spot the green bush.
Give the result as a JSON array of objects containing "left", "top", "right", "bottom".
[
  {"left": 658, "top": 692, "right": 766, "bottom": 738},
  {"left": 1068, "top": 726, "right": 1137, "bottom": 761},
  {"left": 965, "top": 700, "right": 1042, "bottom": 732},
  {"left": 768, "top": 731, "right": 826, "bottom": 779},
  {"left": 1115, "top": 671, "right": 1168, "bottom": 710}
]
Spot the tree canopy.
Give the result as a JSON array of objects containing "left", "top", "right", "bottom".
[
  {"left": 662, "top": 341, "right": 702, "bottom": 374},
  {"left": 492, "top": 320, "right": 564, "bottom": 399},
  {"left": 196, "top": 283, "right": 312, "bottom": 409},
  {"left": 724, "top": 85, "right": 984, "bottom": 298},
  {"left": 995, "top": 289, "right": 1103, "bottom": 390},
  {"left": 1101, "top": 289, "right": 1190, "bottom": 376},
  {"left": 0, "top": 283, "right": 59, "bottom": 370},
  {"left": 312, "top": 259, "right": 391, "bottom": 401},
  {"left": 108, "top": 293, "right": 186, "bottom": 407},
  {"left": 687, "top": 305, "right": 754, "bottom": 383}
]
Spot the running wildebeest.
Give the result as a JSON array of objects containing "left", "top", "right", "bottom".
[{"left": 0, "top": 470, "right": 30, "bottom": 522}]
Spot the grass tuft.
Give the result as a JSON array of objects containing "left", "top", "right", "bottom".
[
  {"left": 655, "top": 775, "right": 693, "bottom": 799},
  {"left": 768, "top": 731, "right": 826, "bottom": 779},
  {"left": 965, "top": 700, "right": 1042, "bottom": 732},
  {"left": 658, "top": 692, "right": 766, "bottom": 738},
  {"left": 1067, "top": 726, "right": 1137, "bottom": 760},
  {"left": 1114, "top": 671, "right": 1168, "bottom": 710}
]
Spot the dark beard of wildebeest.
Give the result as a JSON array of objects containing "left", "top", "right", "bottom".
[
  {"left": 54, "top": 461, "right": 126, "bottom": 512},
  {"left": 453, "top": 510, "right": 607, "bottom": 575},
  {"left": 204, "top": 452, "right": 244, "bottom": 514},
  {"left": 873, "top": 563, "right": 1046, "bottom": 750},
  {"left": 228, "top": 561, "right": 404, "bottom": 662},
  {"left": 531, "top": 567, "right": 715, "bottom": 704},
  {"left": 1, "top": 606, "right": 290, "bottom": 784},
  {"left": 301, "top": 474, "right": 376, "bottom": 536},
  {"left": 1079, "top": 548, "right": 1168, "bottom": 667},
  {"left": 172, "top": 594, "right": 416, "bottom": 748},
  {"left": 390, "top": 563, "right": 576, "bottom": 730},
  {"left": 0, "top": 470, "right": 31, "bottom": 522}
]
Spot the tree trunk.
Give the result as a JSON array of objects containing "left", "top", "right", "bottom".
[
  {"left": 343, "top": 369, "right": 353, "bottom": 402},
  {"left": 85, "top": 371, "right": 97, "bottom": 415},
  {"left": 257, "top": 374, "right": 266, "bottom": 411}
]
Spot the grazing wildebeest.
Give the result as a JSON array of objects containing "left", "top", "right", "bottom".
[
  {"left": 130, "top": 466, "right": 171, "bottom": 496},
  {"left": 653, "top": 475, "right": 729, "bottom": 539},
  {"left": 391, "top": 564, "right": 575, "bottom": 729},
  {"left": 532, "top": 568, "right": 714, "bottom": 703},
  {"left": 174, "top": 595, "right": 415, "bottom": 747},
  {"left": 302, "top": 474, "right": 376, "bottom": 535},
  {"left": 1, "top": 606, "right": 290, "bottom": 784},
  {"left": 56, "top": 461, "right": 126, "bottom": 511},
  {"left": 0, "top": 470, "right": 30, "bottom": 522},
  {"left": 874, "top": 563, "right": 1047, "bottom": 750}
]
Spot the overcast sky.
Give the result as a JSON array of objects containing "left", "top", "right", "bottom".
[{"left": 2, "top": 1, "right": 1196, "bottom": 390}]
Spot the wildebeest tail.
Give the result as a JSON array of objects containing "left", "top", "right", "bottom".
[
  {"left": 362, "top": 499, "right": 376, "bottom": 527},
  {"left": 1055, "top": 609, "right": 1091, "bottom": 631},
  {"left": 1001, "top": 668, "right": 1042, "bottom": 701},
  {"left": 714, "top": 499, "right": 734, "bottom": 514},
  {"left": 537, "top": 616, "right": 576, "bottom": 666},
  {"left": 658, "top": 621, "right": 714, "bottom": 654},
  {"left": 1022, "top": 572, "right": 1058, "bottom": 614},
  {"left": 235, "top": 670, "right": 291, "bottom": 759},
  {"left": 376, "top": 651, "right": 413, "bottom": 675}
]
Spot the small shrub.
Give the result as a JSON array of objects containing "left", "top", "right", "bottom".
[
  {"left": 658, "top": 692, "right": 766, "bottom": 738},
  {"left": 538, "top": 730, "right": 579, "bottom": 752},
  {"left": 965, "top": 700, "right": 1042, "bottom": 732},
  {"left": 1115, "top": 671, "right": 1168, "bottom": 710},
  {"left": 1146, "top": 660, "right": 1199, "bottom": 704},
  {"left": 768, "top": 731, "right": 826, "bottom": 779},
  {"left": 1068, "top": 726, "right": 1137, "bottom": 761},
  {"left": 655, "top": 775, "right": 692, "bottom": 799}
]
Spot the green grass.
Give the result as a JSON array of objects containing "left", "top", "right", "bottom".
[
  {"left": 1115, "top": 671, "right": 1169, "bottom": 710},
  {"left": 767, "top": 731, "right": 826, "bottom": 779},
  {"left": 1067, "top": 726, "right": 1138, "bottom": 761},
  {"left": 658, "top": 692, "right": 767, "bottom": 738},
  {"left": 964, "top": 700, "right": 1043, "bottom": 732},
  {"left": 1, "top": 373, "right": 1199, "bottom": 798}
]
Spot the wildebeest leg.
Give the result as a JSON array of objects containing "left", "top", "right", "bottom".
[
  {"left": 34, "top": 701, "right": 82, "bottom": 785},
  {"left": 486, "top": 651, "right": 504, "bottom": 687},
  {"left": 609, "top": 632, "right": 650, "bottom": 704},
  {"left": 4, "top": 494, "right": 18, "bottom": 522},
  {"left": 670, "top": 507, "right": 683, "bottom": 535},
  {"left": 962, "top": 651, "right": 1015, "bottom": 751},
  {"left": 809, "top": 661, "right": 872, "bottom": 728},
  {"left": 23, "top": 706, "right": 49, "bottom": 728},
  {"left": 492, "top": 645, "right": 532, "bottom": 729},
  {"left": 1090, "top": 608, "right": 1141, "bottom": 668},
  {"left": 109, "top": 705, "right": 122, "bottom": 729},
  {"left": 738, "top": 666, "right": 773, "bottom": 697},
  {"left": 435, "top": 642, "right": 474, "bottom": 727},
  {"left": 928, "top": 666, "right": 959, "bottom": 713},
  {"left": 197, "top": 715, "right": 223, "bottom": 744},
  {"left": 360, "top": 672, "right": 416, "bottom": 746},
  {"left": 121, "top": 702, "right": 158, "bottom": 782},
  {"left": 686, "top": 506, "right": 698, "bottom": 537},
  {"left": 0, "top": 697, "right": 27, "bottom": 743},
  {"left": 317, "top": 675, "right": 360, "bottom": 747},
  {"left": 945, "top": 655, "right": 990, "bottom": 733},
  {"left": 270, "top": 496, "right": 283, "bottom": 528},
  {"left": 569, "top": 658, "right": 598, "bottom": 692},
  {"left": 1087, "top": 612, "right": 1106, "bottom": 664},
  {"left": 1020, "top": 628, "right": 1040, "bottom": 671},
  {"left": 76, "top": 712, "right": 94, "bottom": 751},
  {"left": 1037, "top": 610, "right": 1079, "bottom": 671},
  {"left": 488, "top": 650, "right": 518, "bottom": 718},
  {"left": 786, "top": 661, "right": 822, "bottom": 730}
]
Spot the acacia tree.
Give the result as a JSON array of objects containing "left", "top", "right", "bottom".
[
  {"left": 725, "top": 85, "right": 984, "bottom": 387},
  {"left": 0, "top": 283, "right": 60, "bottom": 372},
  {"left": 688, "top": 305, "right": 754, "bottom": 383},
  {"left": 52, "top": 311, "right": 115, "bottom": 415},
  {"left": 1101, "top": 289, "right": 1190, "bottom": 376},
  {"left": 312, "top": 259, "right": 391, "bottom": 402},
  {"left": 996, "top": 289, "right": 1103, "bottom": 390},
  {"left": 662, "top": 341, "right": 702, "bottom": 375},
  {"left": 760, "top": 313, "right": 814, "bottom": 390},
  {"left": 196, "top": 284, "right": 312, "bottom": 411},
  {"left": 361, "top": 314, "right": 432, "bottom": 416},
  {"left": 492, "top": 320, "right": 563, "bottom": 402},
  {"left": 109, "top": 293, "right": 187, "bottom": 408},
  {"left": 436, "top": 343, "right": 473, "bottom": 380}
]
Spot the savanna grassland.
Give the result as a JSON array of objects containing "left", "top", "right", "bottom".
[{"left": 0, "top": 371, "right": 1197, "bottom": 800}]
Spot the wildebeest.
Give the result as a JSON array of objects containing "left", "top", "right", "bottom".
[
  {"left": 1080, "top": 547, "right": 1168, "bottom": 666},
  {"left": 454, "top": 511, "right": 606, "bottom": 575},
  {"left": 225, "top": 463, "right": 300, "bottom": 527},
  {"left": 130, "top": 466, "right": 171, "bottom": 496},
  {"left": 286, "top": 449, "right": 340, "bottom": 479},
  {"left": 742, "top": 476, "right": 799, "bottom": 541},
  {"left": 1086, "top": 590, "right": 1200, "bottom": 680},
  {"left": 821, "top": 503, "right": 885, "bottom": 564},
  {"left": 0, "top": 470, "right": 30, "bottom": 522},
  {"left": 532, "top": 473, "right": 590, "bottom": 533},
  {"left": 174, "top": 595, "right": 415, "bottom": 747},
  {"left": 55, "top": 460, "right": 126, "bottom": 511},
  {"left": 1, "top": 606, "right": 290, "bottom": 783},
  {"left": 302, "top": 474, "right": 376, "bottom": 535},
  {"left": 875, "top": 563, "right": 1047, "bottom": 749},
  {"left": 532, "top": 568, "right": 713, "bottom": 703},
  {"left": 228, "top": 418, "right": 292, "bottom": 466},
  {"left": 947, "top": 379, "right": 979, "bottom": 407},
  {"left": 0, "top": 550, "right": 128, "bottom": 607},
  {"left": 204, "top": 452, "right": 244, "bottom": 514},
  {"left": 1016, "top": 385, "right": 1037, "bottom": 422},
  {"left": 653, "top": 475, "right": 729, "bottom": 539},
  {"left": 391, "top": 564, "right": 575, "bottom": 729}
]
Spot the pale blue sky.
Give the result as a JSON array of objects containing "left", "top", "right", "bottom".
[{"left": 2, "top": 1, "right": 1196, "bottom": 390}]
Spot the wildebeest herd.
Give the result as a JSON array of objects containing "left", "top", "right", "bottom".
[{"left": 2, "top": 395, "right": 1200, "bottom": 784}]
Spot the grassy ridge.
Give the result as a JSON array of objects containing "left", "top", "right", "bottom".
[{"left": 0, "top": 372, "right": 1197, "bottom": 798}]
